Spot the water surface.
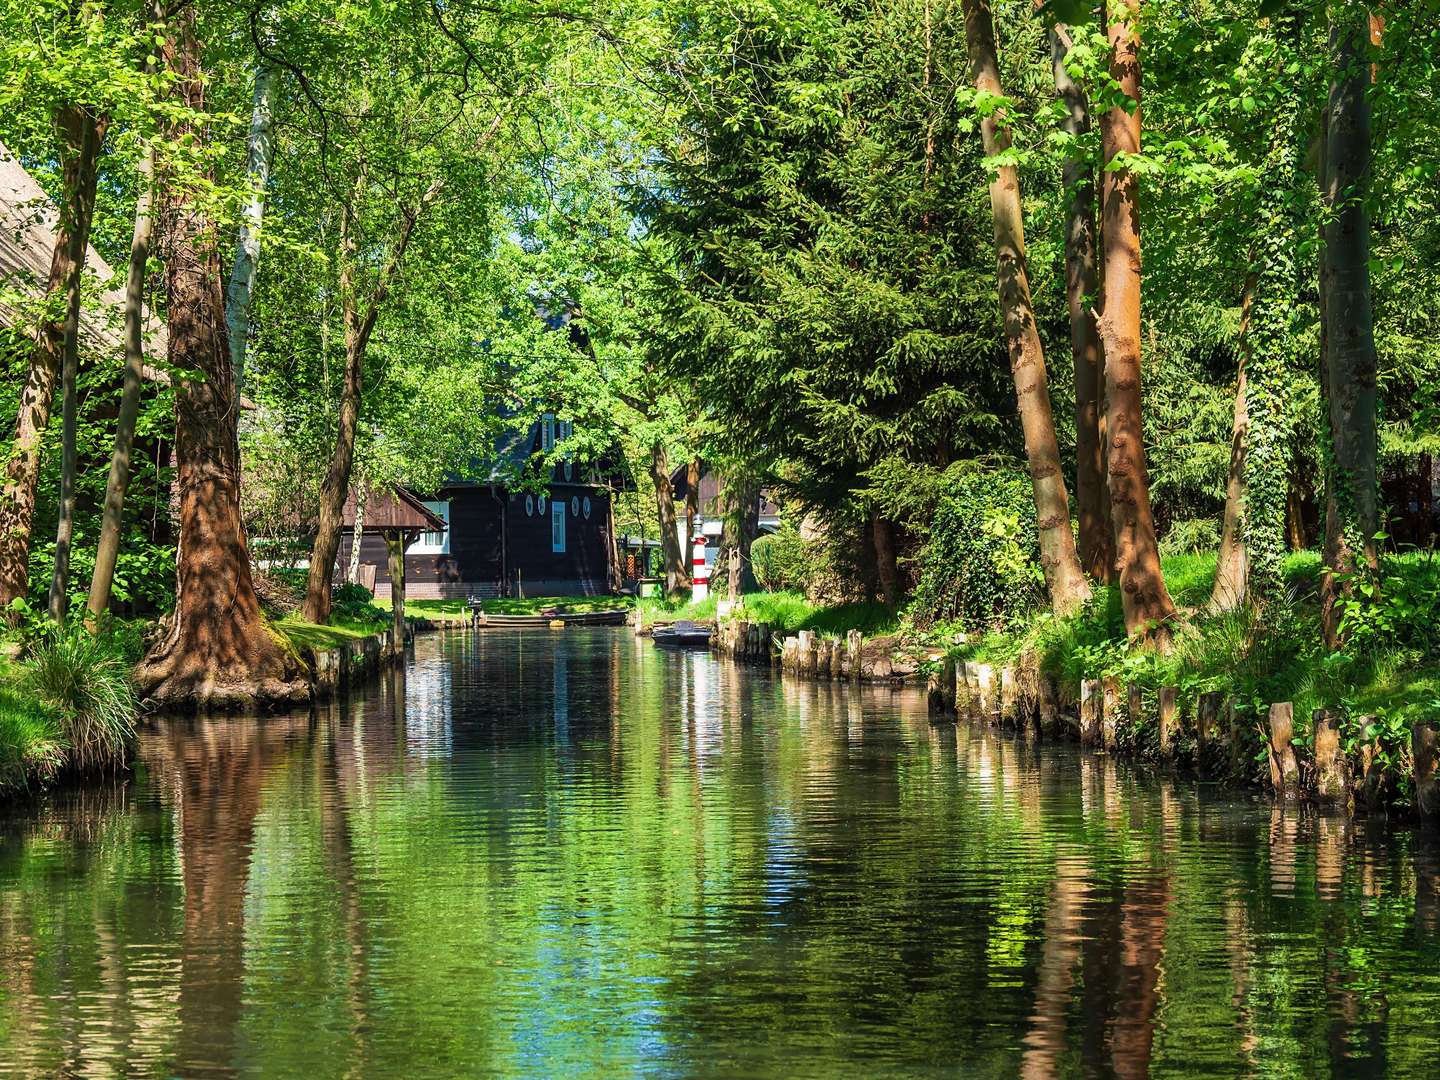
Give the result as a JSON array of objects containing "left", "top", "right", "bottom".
[{"left": 2, "top": 629, "right": 1439, "bottom": 1077}]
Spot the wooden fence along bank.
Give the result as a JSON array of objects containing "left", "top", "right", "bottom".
[{"left": 709, "top": 616, "right": 1439, "bottom": 818}]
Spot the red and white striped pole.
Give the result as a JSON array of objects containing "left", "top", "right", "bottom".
[{"left": 691, "top": 524, "right": 710, "bottom": 602}]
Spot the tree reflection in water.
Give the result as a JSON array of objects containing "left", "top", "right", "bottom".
[{"left": 0, "top": 630, "right": 1438, "bottom": 1077}]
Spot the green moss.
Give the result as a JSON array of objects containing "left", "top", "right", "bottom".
[{"left": 275, "top": 617, "right": 385, "bottom": 653}]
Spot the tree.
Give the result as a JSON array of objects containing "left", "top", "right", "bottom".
[
  {"left": 0, "top": 105, "right": 107, "bottom": 616},
  {"left": 1320, "top": 3, "right": 1380, "bottom": 643},
  {"left": 134, "top": 3, "right": 307, "bottom": 707},
  {"left": 1096, "top": 0, "right": 1175, "bottom": 644},
  {"left": 1049, "top": 22, "right": 1113, "bottom": 583},
  {"left": 86, "top": 140, "right": 156, "bottom": 623},
  {"left": 961, "top": 0, "right": 1091, "bottom": 617}
]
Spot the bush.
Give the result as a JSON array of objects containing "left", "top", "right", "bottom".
[
  {"left": 910, "top": 468, "right": 1044, "bottom": 632},
  {"left": 21, "top": 627, "right": 137, "bottom": 773},
  {"left": 331, "top": 582, "right": 388, "bottom": 626},
  {"left": 750, "top": 524, "right": 819, "bottom": 593}
]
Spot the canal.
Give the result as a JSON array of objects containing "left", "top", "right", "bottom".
[{"left": 2, "top": 628, "right": 1439, "bottom": 1076}]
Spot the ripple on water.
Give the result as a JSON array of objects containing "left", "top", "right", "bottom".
[{"left": 2, "top": 629, "right": 1440, "bottom": 1077}]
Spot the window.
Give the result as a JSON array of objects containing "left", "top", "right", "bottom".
[
  {"left": 525, "top": 494, "right": 534, "bottom": 517},
  {"left": 541, "top": 413, "right": 555, "bottom": 451},
  {"left": 570, "top": 496, "right": 580, "bottom": 517},
  {"left": 582, "top": 496, "right": 592, "bottom": 519},
  {"left": 412, "top": 500, "right": 450, "bottom": 554},
  {"left": 551, "top": 501, "right": 566, "bottom": 553}
]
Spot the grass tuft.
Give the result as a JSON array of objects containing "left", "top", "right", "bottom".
[{"left": 21, "top": 628, "right": 137, "bottom": 773}]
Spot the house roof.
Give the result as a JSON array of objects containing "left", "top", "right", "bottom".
[
  {"left": 0, "top": 141, "right": 167, "bottom": 368},
  {"left": 342, "top": 485, "right": 447, "bottom": 534}
]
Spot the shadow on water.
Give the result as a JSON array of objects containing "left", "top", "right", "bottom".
[{"left": 1, "top": 629, "right": 1439, "bottom": 1077}]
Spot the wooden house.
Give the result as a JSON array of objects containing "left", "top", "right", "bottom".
[{"left": 340, "top": 414, "right": 619, "bottom": 600}]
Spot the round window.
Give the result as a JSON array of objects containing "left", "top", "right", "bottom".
[
  {"left": 538, "top": 496, "right": 548, "bottom": 515},
  {"left": 563, "top": 461, "right": 573, "bottom": 481},
  {"left": 570, "top": 496, "right": 580, "bottom": 517},
  {"left": 582, "top": 496, "right": 592, "bottom": 519},
  {"left": 525, "top": 494, "right": 534, "bottom": 517}
]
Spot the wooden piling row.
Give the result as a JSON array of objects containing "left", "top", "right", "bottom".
[{"left": 711, "top": 613, "right": 1439, "bottom": 817}]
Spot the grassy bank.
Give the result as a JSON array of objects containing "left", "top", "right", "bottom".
[
  {"left": 943, "top": 550, "right": 1440, "bottom": 779},
  {"left": 640, "top": 590, "right": 899, "bottom": 639},
  {"left": 0, "top": 628, "right": 139, "bottom": 798}
]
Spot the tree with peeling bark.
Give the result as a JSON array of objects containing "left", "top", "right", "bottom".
[
  {"left": 961, "top": 0, "right": 1091, "bottom": 617},
  {"left": 1095, "top": 0, "right": 1176, "bottom": 645},
  {"left": 134, "top": 3, "right": 308, "bottom": 708}
]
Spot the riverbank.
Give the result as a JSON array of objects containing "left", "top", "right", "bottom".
[{"left": 639, "top": 589, "right": 897, "bottom": 638}]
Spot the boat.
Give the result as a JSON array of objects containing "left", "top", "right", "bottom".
[
  {"left": 651, "top": 620, "right": 713, "bottom": 648},
  {"left": 469, "top": 604, "right": 629, "bottom": 628}
]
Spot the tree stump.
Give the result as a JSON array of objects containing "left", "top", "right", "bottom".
[
  {"left": 1157, "top": 687, "right": 1178, "bottom": 757},
  {"left": 1267, "top": 702, "right": 1299, "bottom": 799},
  {"left": 1101, "top": 677, "right": 1121, "bottom": 749},
  {"left": 1312, "top": 708, "right": 1350, "bottom": 809},
  {"left": 1414, "top": 722, "right": 1439, "bottom": 817},
  {"left": 1080, "top": 679, "right": 1101, "bottom": 746}
]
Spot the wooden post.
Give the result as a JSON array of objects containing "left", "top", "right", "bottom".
[
  {"left": 1312, "top": 708, "right": 1350, "bottom": 807},
  {"left": 942, "top": 655, "right": 957, "bottom": 711},
  {"left": 1267, "top": 702, "right": 1299, "bottom": 798},
  {"left": 1197, "top": 692, "right": 1222, "bottom": 754},
  {"left": 1414, "top": 722, "right": 1438, "bottom": 817},
  {"left": 1038, "top": 676, "right": 1061, "bottom": 738},
  {"left": 975, "top": 664, "right": 996, "bottom": 721},
  {"left": 1157, "top": 687, "right": 1178, "bottom": 757},
  {"left": 1080, "top": 679, "right": 1101, "bottom": 746},
  {"left": 1000, "top": 667, "right": 1017, "bottom": 725},
  {"left": 386, "top": 533, "right": 406, "bottom": 655},
  {"left": 1127, "top": 683, "right": 1145, "bottom": 734},
  {"left": 1101, "top": 677, "right": 1120, "bottom": 749},
  {"left": 1227, "top": 700, "right": 1246, "bottom": 774}
]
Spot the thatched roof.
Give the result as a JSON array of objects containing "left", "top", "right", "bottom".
[{"left": 0, "top": 140, "right": 167, "bottom": 366}]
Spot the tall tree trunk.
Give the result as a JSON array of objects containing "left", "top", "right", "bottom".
[
  {"left": 346, "top": 480, "right": 367, "bottom": 585},
  {"left": 1049, "top": 23, "right": 1113, "bottom": 584},
  {"left": 873, "top": 515, "right": 902, "bottom": 607},
  {"left": 386, "top": 534, "right": 405, "bottom": 652},
  {"left": 1210, "top": 275, "right": 1253, "bottom": 613},
  {"left": 302, "top": 177, "right": 434, "bottom": 624},
  {"left": 650, "top": 441, "right": 685, "bottom": 599},
  {"left": 684, "top": 457, "right": 700, "bottom": 582},
  {"left": 1320, "top": 10, "right": 1380, "bottom": 644},
  {"left": 47, "top": 109, "right": 109, "bottom": 624},
  {"left": 86, "top": 142, "right": 156, "bottom": 624},
  {"left": 303, "top": 294, "right": 364, "bottom": 624},
  {"left": 226, "top": 63, "right": 275, "bottom": 397},
  {"left": 135, "top": 5, "right": 307, "bottom": 708},
  {"left": 1096, "top": 0, "right": 1176, "bottom": 644},
  {"left": 0, "top": 107, "right": 106, "bottom": 614},
  {"left": 962, "top": 0, "right": 1092, "bottom": 616}
]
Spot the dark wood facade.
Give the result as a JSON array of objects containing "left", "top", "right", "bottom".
[{"left": 342, "top": 482, "right": 614, "bottom": 599}]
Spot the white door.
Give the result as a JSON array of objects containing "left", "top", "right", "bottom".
[{"left": 551, "top": 500, "right": 566, "bottom": 553}]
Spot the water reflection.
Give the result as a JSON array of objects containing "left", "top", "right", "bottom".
[{"left": 1, "top": 629, "right": 1439, "bottom": 1077}]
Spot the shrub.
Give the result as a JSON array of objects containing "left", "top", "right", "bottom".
[
  {"left": 750, "top": 524, "right": 819, "bottom": 594},
  {"left": 910, "top": 468, "right": 1044, "bottom": 631},
  {"left": 21, "top": 628, "right": 137, "bottom": 773},
  {"left": 331, "top": 582, "right": 388, "bottom": 626}
]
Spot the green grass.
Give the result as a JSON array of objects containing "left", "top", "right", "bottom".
[
  {"left": 947, "top": 549, "right": 1440, "bottom": 764},
  {"left": 275, "top": 615, "right": 388, "bottom": 652},
  {"left": 639, "top": 590, "right": 899, "bottom": 639},
  {"left": 0, "top": 684, "right": 63, "bottom": 793}
]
